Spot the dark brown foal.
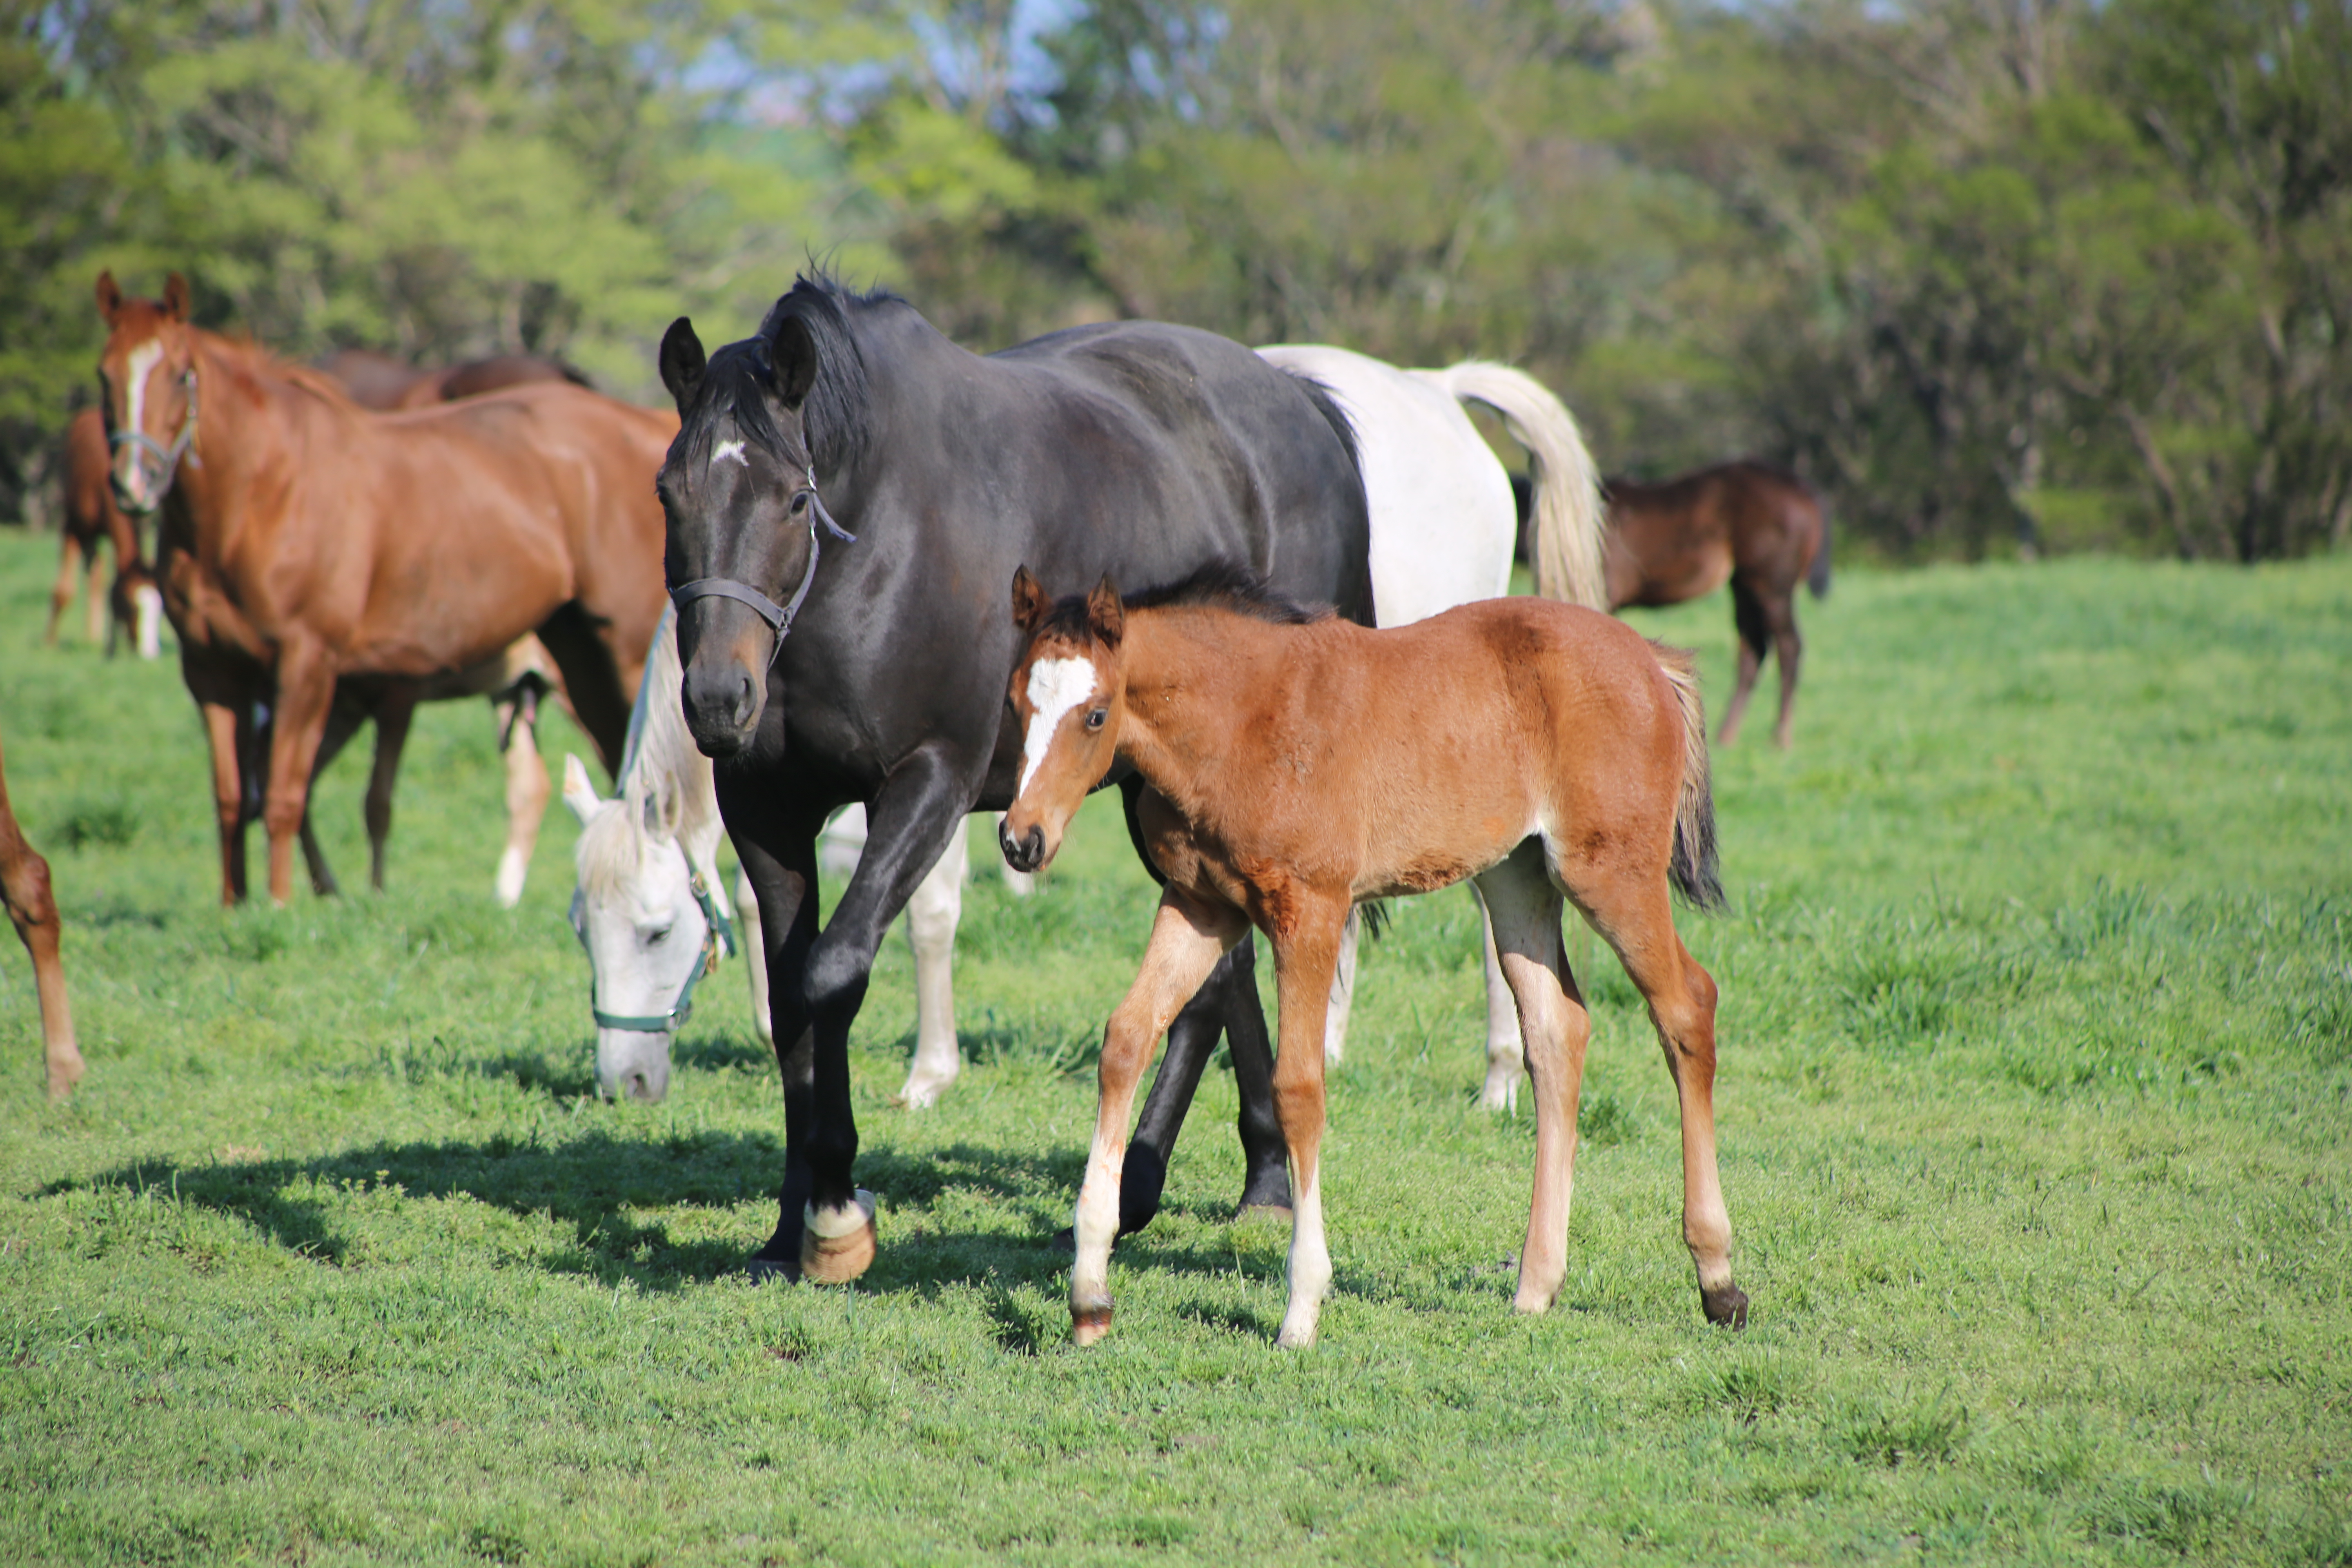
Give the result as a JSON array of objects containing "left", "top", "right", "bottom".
[{"left": 1604, "top": 460, "right": 1829, "bottom": 749}]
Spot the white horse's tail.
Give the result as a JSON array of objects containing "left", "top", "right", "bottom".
[{"left": 1426, "top": 361, "right": 1606, "bottom": 611}]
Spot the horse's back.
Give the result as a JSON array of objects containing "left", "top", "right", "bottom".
[{"left": 1258, "top": 345, "right": 1517, "bottom": 624}]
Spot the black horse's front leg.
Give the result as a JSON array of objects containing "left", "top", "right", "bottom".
[
  {"left": 715, "top": 763, "right": 825, "bottom": 1281},
  {"left": 786, "top": 744, "right": 977, "bottom": 1283}
]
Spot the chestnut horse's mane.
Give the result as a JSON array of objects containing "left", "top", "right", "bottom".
[
  {"left": 1038, "top": 560, "right": 1334, "bottom": 645},
  {"left": 195, "top": 330, "right": 364, "bottom": 409}
]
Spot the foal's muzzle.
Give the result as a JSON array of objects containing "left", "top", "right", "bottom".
[{"left": 1000, "top": 822, "right": 1047, "bottom": 875}]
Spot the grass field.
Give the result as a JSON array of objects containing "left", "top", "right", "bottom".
[{"left": 2, "top": 528, "right": 2347, "bottom": 1566}]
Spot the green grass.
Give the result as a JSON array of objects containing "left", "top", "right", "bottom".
[{"left": 2, "top": 528, "right": 2348, "bottom": 1566}]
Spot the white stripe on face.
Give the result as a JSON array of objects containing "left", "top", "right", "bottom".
[
  {"left": 1018, "top": 657, "right": 1099, "bottom": 796},
  {"left": 123, "top": 341, "right": 162, "bottom": 451},
  {"left": 711, "top": 438, "right": 748, "bottom": 468}
]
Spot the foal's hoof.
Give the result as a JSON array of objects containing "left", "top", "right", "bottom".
[
  {"left": 1071, "top": 1293, "right": 1115, "bottom": 1347},
  {"left": 799, "top": 1191, "right": 878, "bottom": 1285},
  {"left": 1702, "top": 1281, "right": 1750, "bottom": 1328}
]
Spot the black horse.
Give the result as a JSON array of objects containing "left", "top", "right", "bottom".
[{"left": 656, "top": 273, "right": 1373, "bottom": 1281}]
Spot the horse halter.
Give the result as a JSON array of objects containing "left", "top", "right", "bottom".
[
  {"left": 573, "top": 868, "right": 739, "bottom": 1035},
  {"left": 108, "top": 365, "right": 200, "bottom": 513},
  {"left": 669, "top": 466, "right": 857, "bottom": 658}
]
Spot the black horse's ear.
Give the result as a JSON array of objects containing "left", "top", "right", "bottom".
[
  {"left": 1086, "top": 574, "right": 1124, "bottom": 648},
  {"left": 96, "top": 270, "right": 123, "bottom": 322},
  {"left": 1011, "top": 566, "right": 1048, "bottom": 635},
  {"left": 658, "top": 317, "right": 706, "bottom": 411},
  {"left": 769, "top": 314, "right": 818, "bottom": 408},
  {"left": 160, "top": 272, "right": 190, "bottom": 321}
]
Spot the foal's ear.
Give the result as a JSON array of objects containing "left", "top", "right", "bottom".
[
  {"left": 658, "top": 318, "right": 706, "bottom": 410},
  {"left": 160, "top": 272, "right": 190, "bottom": 321},
  {"left": 1086, "top": 574, "right": 1124, "bottom": 648},
  {"left": 96, "top": 270, "right": 123, "bottom": 322},
  {"left": 1011, "top": 566, "right": 1048, "bottom": 635},
  {"left": 769, "top": 314, "right": 818, "bottom": 408}
]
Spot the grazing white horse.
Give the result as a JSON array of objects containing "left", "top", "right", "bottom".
[
  {"left": 1255, "top": 347, "right": 1606, "bottom": 1109},
  {"left": 563, "top": 607, "right": 980, "bottom": 1106}
]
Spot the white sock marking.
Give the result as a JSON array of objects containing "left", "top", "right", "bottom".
[{"left": 1017, "top": 657, "right": 1098, "bottom": 795}]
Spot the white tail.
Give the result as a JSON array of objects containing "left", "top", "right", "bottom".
[{"left": 1426, "top": 361, "right": 1606, "bottom": 610}]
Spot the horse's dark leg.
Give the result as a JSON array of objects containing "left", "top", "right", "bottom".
[
  {"left": 1718, "top": 578, "right": 1770, "bottom": 747},
  {"left": 717, "top": 763, "right": 825, "bottom": 1282},
  {"left": 362, "top": 688, "right": 419, "bottom": 891},
  {"left": 533, "top": 601, "right": 632, "bottom": 777},
  {"left": 1766, "top": 591, "right": 1804, "bottom": 751},
  {"left": 297, "top": 697, "right": 369, "bottom": 898},
  {"left": 1222, "top": 937, "right": 1295, "bottom": 1216},
  {"left": 785, "top": 746, "right": 976, "bottom": 1283}
]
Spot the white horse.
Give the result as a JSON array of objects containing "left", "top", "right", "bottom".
[
  {"left": 562, "top": 607, "right": 980, "bottom": 1105},
  {"left": 1256, "top": 347, "right": 1606, "bottom": 1109}
]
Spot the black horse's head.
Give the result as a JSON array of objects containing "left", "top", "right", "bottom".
[{"left": 655, "top": 276, "right": 877, "bottom": 756}]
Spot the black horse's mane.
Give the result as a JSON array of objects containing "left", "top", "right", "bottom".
[
  {"left": 677, "top": 269, "right": 898, "bottom": 478},
  {"left": 1040, "top": 560, "right": 1331, "bottom": 643}
]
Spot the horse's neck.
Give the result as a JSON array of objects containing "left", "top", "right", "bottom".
[
  {"left": 1116, "top": 611, "right": 1299, "bottom": 829},
  {"left": 172, "top": 334, "right": 304, "bottom": 562}
]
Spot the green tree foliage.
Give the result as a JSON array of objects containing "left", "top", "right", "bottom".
[{"left": 3, "top": 0, "right": 2343, "bottom": 561}]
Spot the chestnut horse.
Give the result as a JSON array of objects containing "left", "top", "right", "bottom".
[
  {"left": 308, "top": 349, "right": 594, "bottom": 906},
  {"left": 46, "top": 408, "right": 161, "bottom": 658},
  {"left": 1, "top": 728, "right": 82, "bottom": 1100},
  {"left": 95, "top": 272, "right": 672, "bottom": 906},
  {"left": 1000, "top": 565, "right": 1744, "bottom": 1349},
  {"left": 1602, "top": 460, "right": 1830, "bottom": 749}
]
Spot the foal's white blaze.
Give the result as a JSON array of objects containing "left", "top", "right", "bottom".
[
  {"left": 710, "top": 438, "right": 748, "bottom": 468},
  {"left": 1018, "top": 657, "right": 1098, "bottom": 795}
]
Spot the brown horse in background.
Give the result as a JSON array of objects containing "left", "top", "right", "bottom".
[
  {"left": 307, "top": 350, "right": 593, "bottom": 906},
  {"left": 317, "top": 347, "right": 593, "bottom": 411},
  {"left": 45, "top": 408, "right": 161, "bottom": 658},
  {"left": 0, "top": 728, "right": 82, "bottom": 1100},
  {"left": 1602, "top": 460, "right": 1830, "bottom": 749},
  {"left": 96, "top": 271, "right": 673, "bottom": 906}
]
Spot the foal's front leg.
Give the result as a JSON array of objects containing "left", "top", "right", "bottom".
[
  {"left": 1268, "top": 898, "right": 1348, "bottom": 1349},
  {"left": 1073, "top": 889, "right": 1247, "bottom": 1345}
]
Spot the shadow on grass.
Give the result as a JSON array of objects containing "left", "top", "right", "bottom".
[{"left": 46, "top": 1129, "right": 1280, "bottom": 1298}]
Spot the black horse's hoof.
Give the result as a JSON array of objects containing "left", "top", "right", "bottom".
[
  {"left": 1049, "top": 1225, "right": 1076, "bottom": 1255},
  {"left": 744, "top": 1253, "right": 801, "bottom": 1285}
]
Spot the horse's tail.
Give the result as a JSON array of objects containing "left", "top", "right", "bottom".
[
  {"left": 1427, "top": 361, "right": 1606, "bottom": 610},
  {"left": 1651, "top": 642, "right": 1725, "bottom": 911},
  {"left": 1807, "top": 486, "right": 1833, "bottom": 600}
]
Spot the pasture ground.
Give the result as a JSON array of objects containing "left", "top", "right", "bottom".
[{"left": 1, "top": 528, "right": 2347, "bottom": 1566}]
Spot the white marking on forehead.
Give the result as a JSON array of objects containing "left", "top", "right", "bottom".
[
  {"left": 711, "top": 438, "right": 748, "bottom": 468},
  {"left": 1018, "top": 657, "right": 1099, "bottom": 795},
  {"left": 123, "top": 341, "right": 162, "bottom": 442}
]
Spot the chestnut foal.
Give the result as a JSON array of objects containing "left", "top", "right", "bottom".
[{"left": 1000, "top": 565, "right": 1746, "bottom": 1348}]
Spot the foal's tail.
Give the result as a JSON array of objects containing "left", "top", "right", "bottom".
[
  {"left": 1428, "top": 361, "right": 1607, "bottom": 610},
  {"left": 1651, "top": 644, "right": 1725, "bottom": 911}
]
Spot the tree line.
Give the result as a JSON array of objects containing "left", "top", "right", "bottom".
[{"left": 4, "top": 0, "right": 2344, "bottom": 560}]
